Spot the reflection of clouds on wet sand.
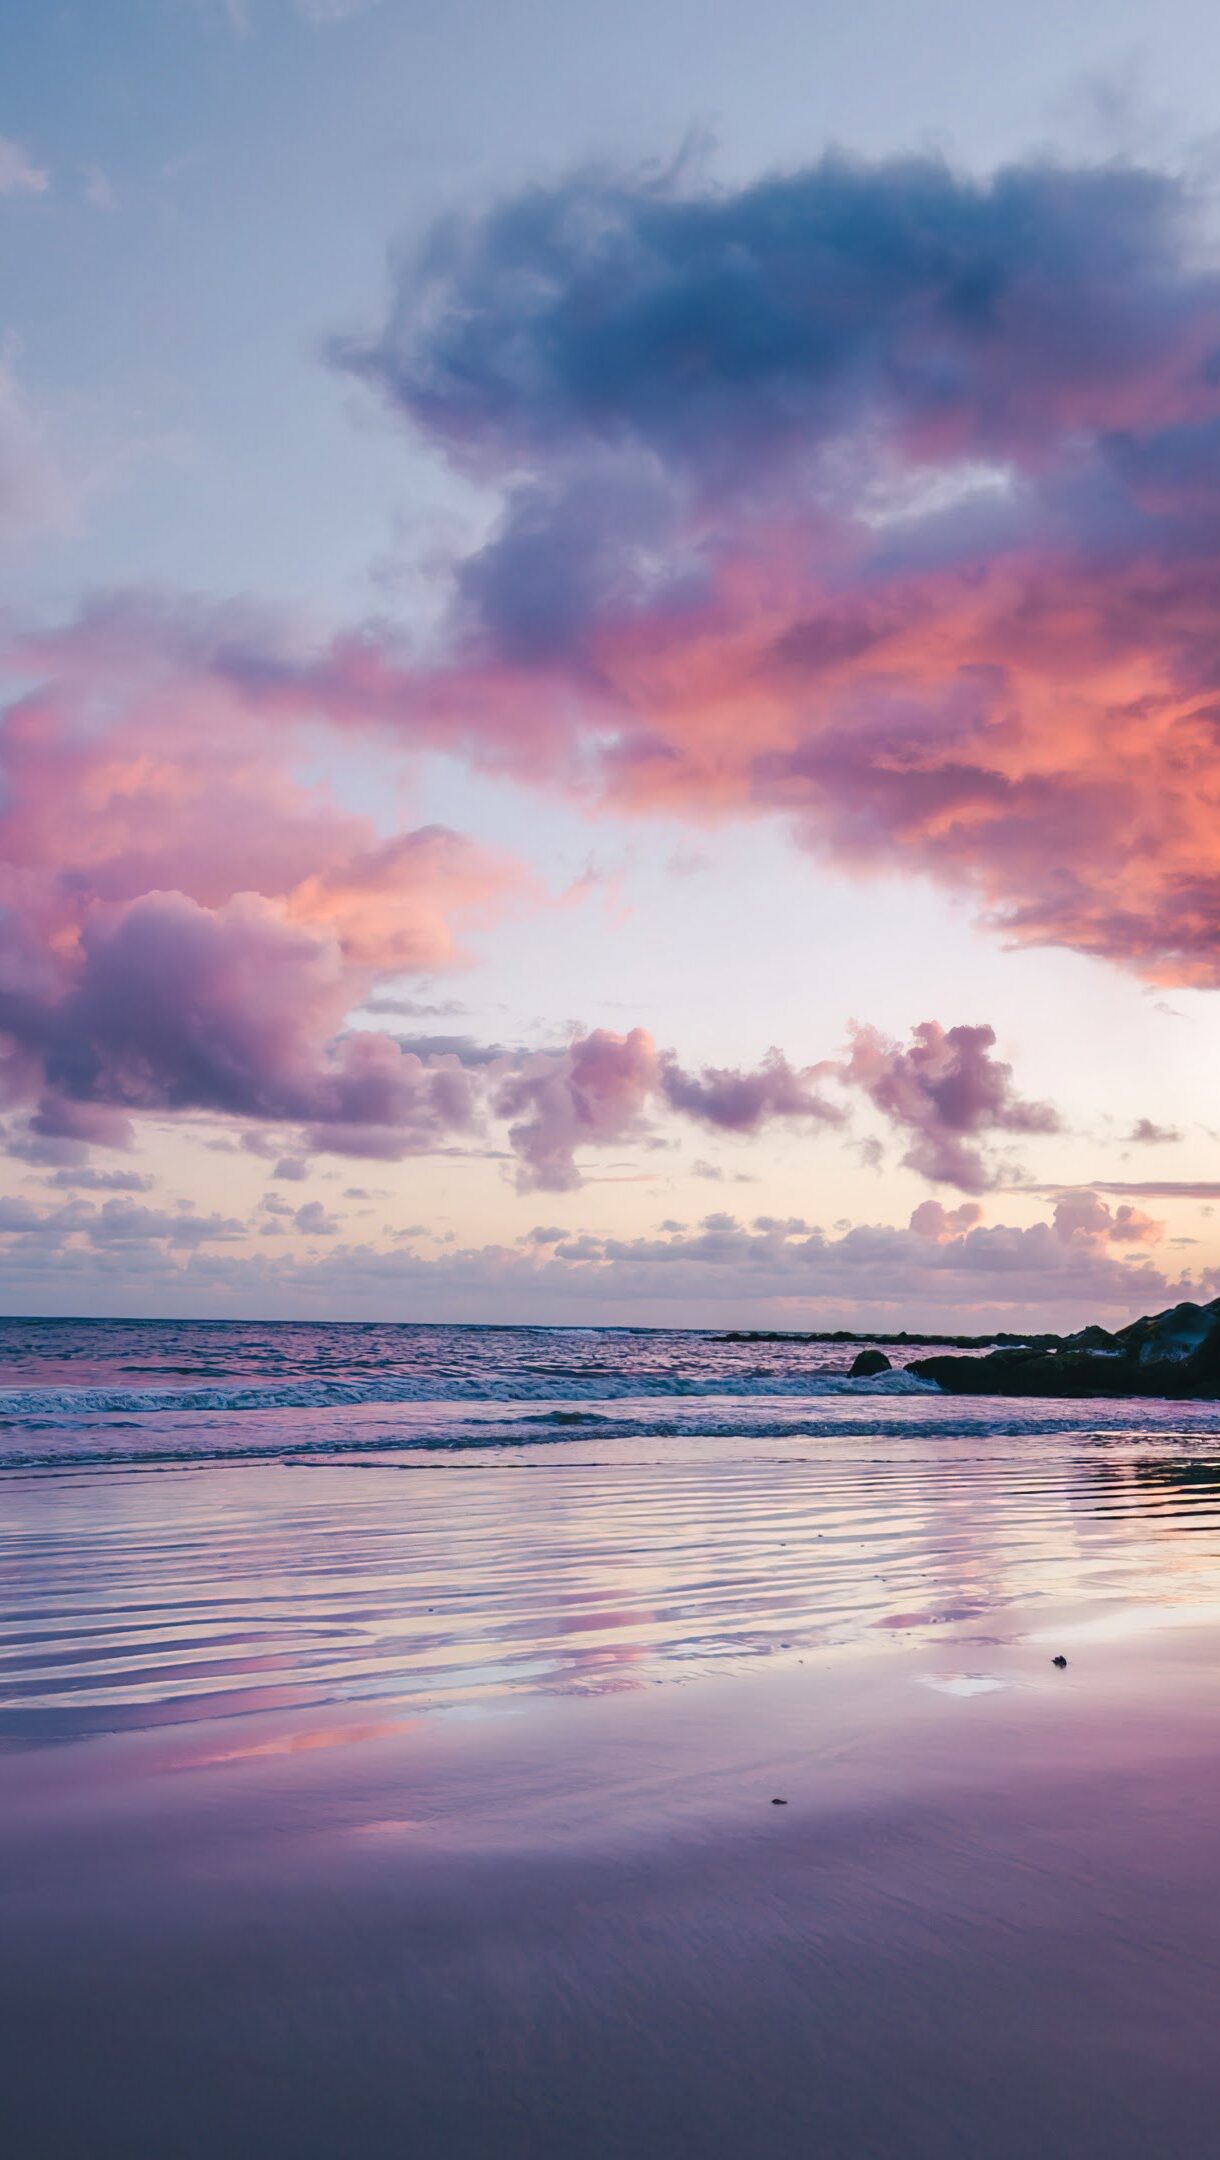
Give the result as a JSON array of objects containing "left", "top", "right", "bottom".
[{"left": 5, "top": 1411, "right": 1220, "bottom": 1742}]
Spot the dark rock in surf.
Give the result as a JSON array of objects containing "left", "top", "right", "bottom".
[{"left": 849, "top": 1349, "right": 892, "bottom": 1378}]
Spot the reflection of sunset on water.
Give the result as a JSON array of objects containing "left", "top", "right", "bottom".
[{"left": 6, "top": 1405, "right": 1220, "bottom": 1744}]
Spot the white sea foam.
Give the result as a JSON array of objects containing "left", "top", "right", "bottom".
[{"left": 0, "top": 1366, "right": 939, "bottom": 1421}]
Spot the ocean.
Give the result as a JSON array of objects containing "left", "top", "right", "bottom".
[{"left": 0, "top": 1314, "right": 942, "bottom": 1465}]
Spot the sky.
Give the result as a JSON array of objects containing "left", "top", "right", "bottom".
[{"left": 3, "top": 0, "right": 1220, "bottom": 1328}]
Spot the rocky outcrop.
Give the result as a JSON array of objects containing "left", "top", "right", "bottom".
[
  {"left": 1117, "top": 1300, "right": 1218, "bottom": 1365},
  {"left": 849, "top": 1349, "right": 892, "bottom": 1377},
  {"left": 910, "top": 1296, "right": 1220, "bottom": 1399},
  {"left": 1062, "top": 1323, "right": 1122, "bottom": 1352}
]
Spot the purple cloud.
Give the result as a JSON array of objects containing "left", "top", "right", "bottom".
[
  {"left": 842, "top": 1021, "right": 1060, "bottom": 1192},
  {"left": 660, "top": 1049, "right": 840, "bottom": 1133}
]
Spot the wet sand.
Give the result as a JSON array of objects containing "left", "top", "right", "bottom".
[{"left": 5, "top": 1434, "right": 1220, "bottom": 2157}]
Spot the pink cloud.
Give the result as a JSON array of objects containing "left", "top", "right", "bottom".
[
  {"left": 16, "top": 137, "right": 1220, "bottom": 1005},
  {"left": 1051, "top": 1191, "right": 1164, "bottom": 1248},
  {"left": 309, "top": 153, "right": 1220, "bottom": 986},
  {"left": 0, "top": 606, "right": 1080, "bottom": 1192},
  {"left": 1126, "top": 1118, "right": 1182, "bottom": 1145},
  {"left": 0, "top": 648, "right": 526, "bottom": 1162},
  {"left": 18, "top": 504, "right": 1220, "bottom": 988},
  {"left": 492, "top": 1028, "right": 880, "bottom": 1190},
  {"left": 28, "top": 889, "right": 483, "bottom": 1157},
  {"left": 493, "top": 1028, "right": 662, "bottom": 1191},
  {"left": 659, "top": 1048, "right": 841, "bottom": 1133},
  {"left": 841, "top": 1021, "right": 1059, "bottom": 1191},
  {"left": 908, "top": 1199, "right": 985, "bottom": 1240}
]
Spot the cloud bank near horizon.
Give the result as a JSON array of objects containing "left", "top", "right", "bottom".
[{"left": 0, "top": 1188, "right": 1194, "bottom": 1332}]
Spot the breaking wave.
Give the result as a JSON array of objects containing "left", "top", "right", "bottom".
[{"left": 0, "top": 1366, "right": 937, "bottom": 1422}]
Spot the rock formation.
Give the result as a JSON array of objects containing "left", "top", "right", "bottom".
[
  {"left": 909, "top": 1297, "right": 1220, "bottom": 1398},
  {"left": 849, "top": 1349, "right": 892, "bottom": 1377}
]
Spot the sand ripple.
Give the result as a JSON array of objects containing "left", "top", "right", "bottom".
[{"left": 4, "top": 1421, "right": 1220, "bottom": 1736}]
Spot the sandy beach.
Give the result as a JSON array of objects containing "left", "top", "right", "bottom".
[{"left": 6, "top": 1416, "right": 1220, "bottom": 2158}]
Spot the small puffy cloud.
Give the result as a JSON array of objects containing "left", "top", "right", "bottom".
[
  {"left": 272, "top": 1155, "right": 311, "bottom": 1181},
  {"left": 492, "top": 1030, "right": 848, "bottom": 1190},
  {"left": 85, "top": 1199, "right": 243, "bottom": 1248},
  {"left": 494, "top": 1028, "right": 661, "bottom": 1192},
  {"left": 44, "top": 1167, "right": 153, "bottom": 1193},
  {"left": 842, "top": 1021, "right": 1059, "bottom": 1192},
  {"left": 1051, "top": 1191, "right": 1163, "bottom": 1247},
  {"left": 0, "top": 138, "right": 48, "bottom": 197},
  {"left": 660, "top": 1048, "right": 840, "bottom": 1133},
  {"left": 291, "top": 1199, "right": 340, "bottom": 1236},
  {"left": 1126, "top": 1117, "right": 1182, "bottom": 1145},
  {"left": 909, "top": 1199, "right": 984, "bottom": 1240}
]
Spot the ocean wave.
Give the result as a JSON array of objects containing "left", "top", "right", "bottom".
[
  {"left": 4, "top": 1394, "right": 1218, "bottom": 1471},
  {"left": 0, "top": 1366, "right": 938, "bottom": 1421}
]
